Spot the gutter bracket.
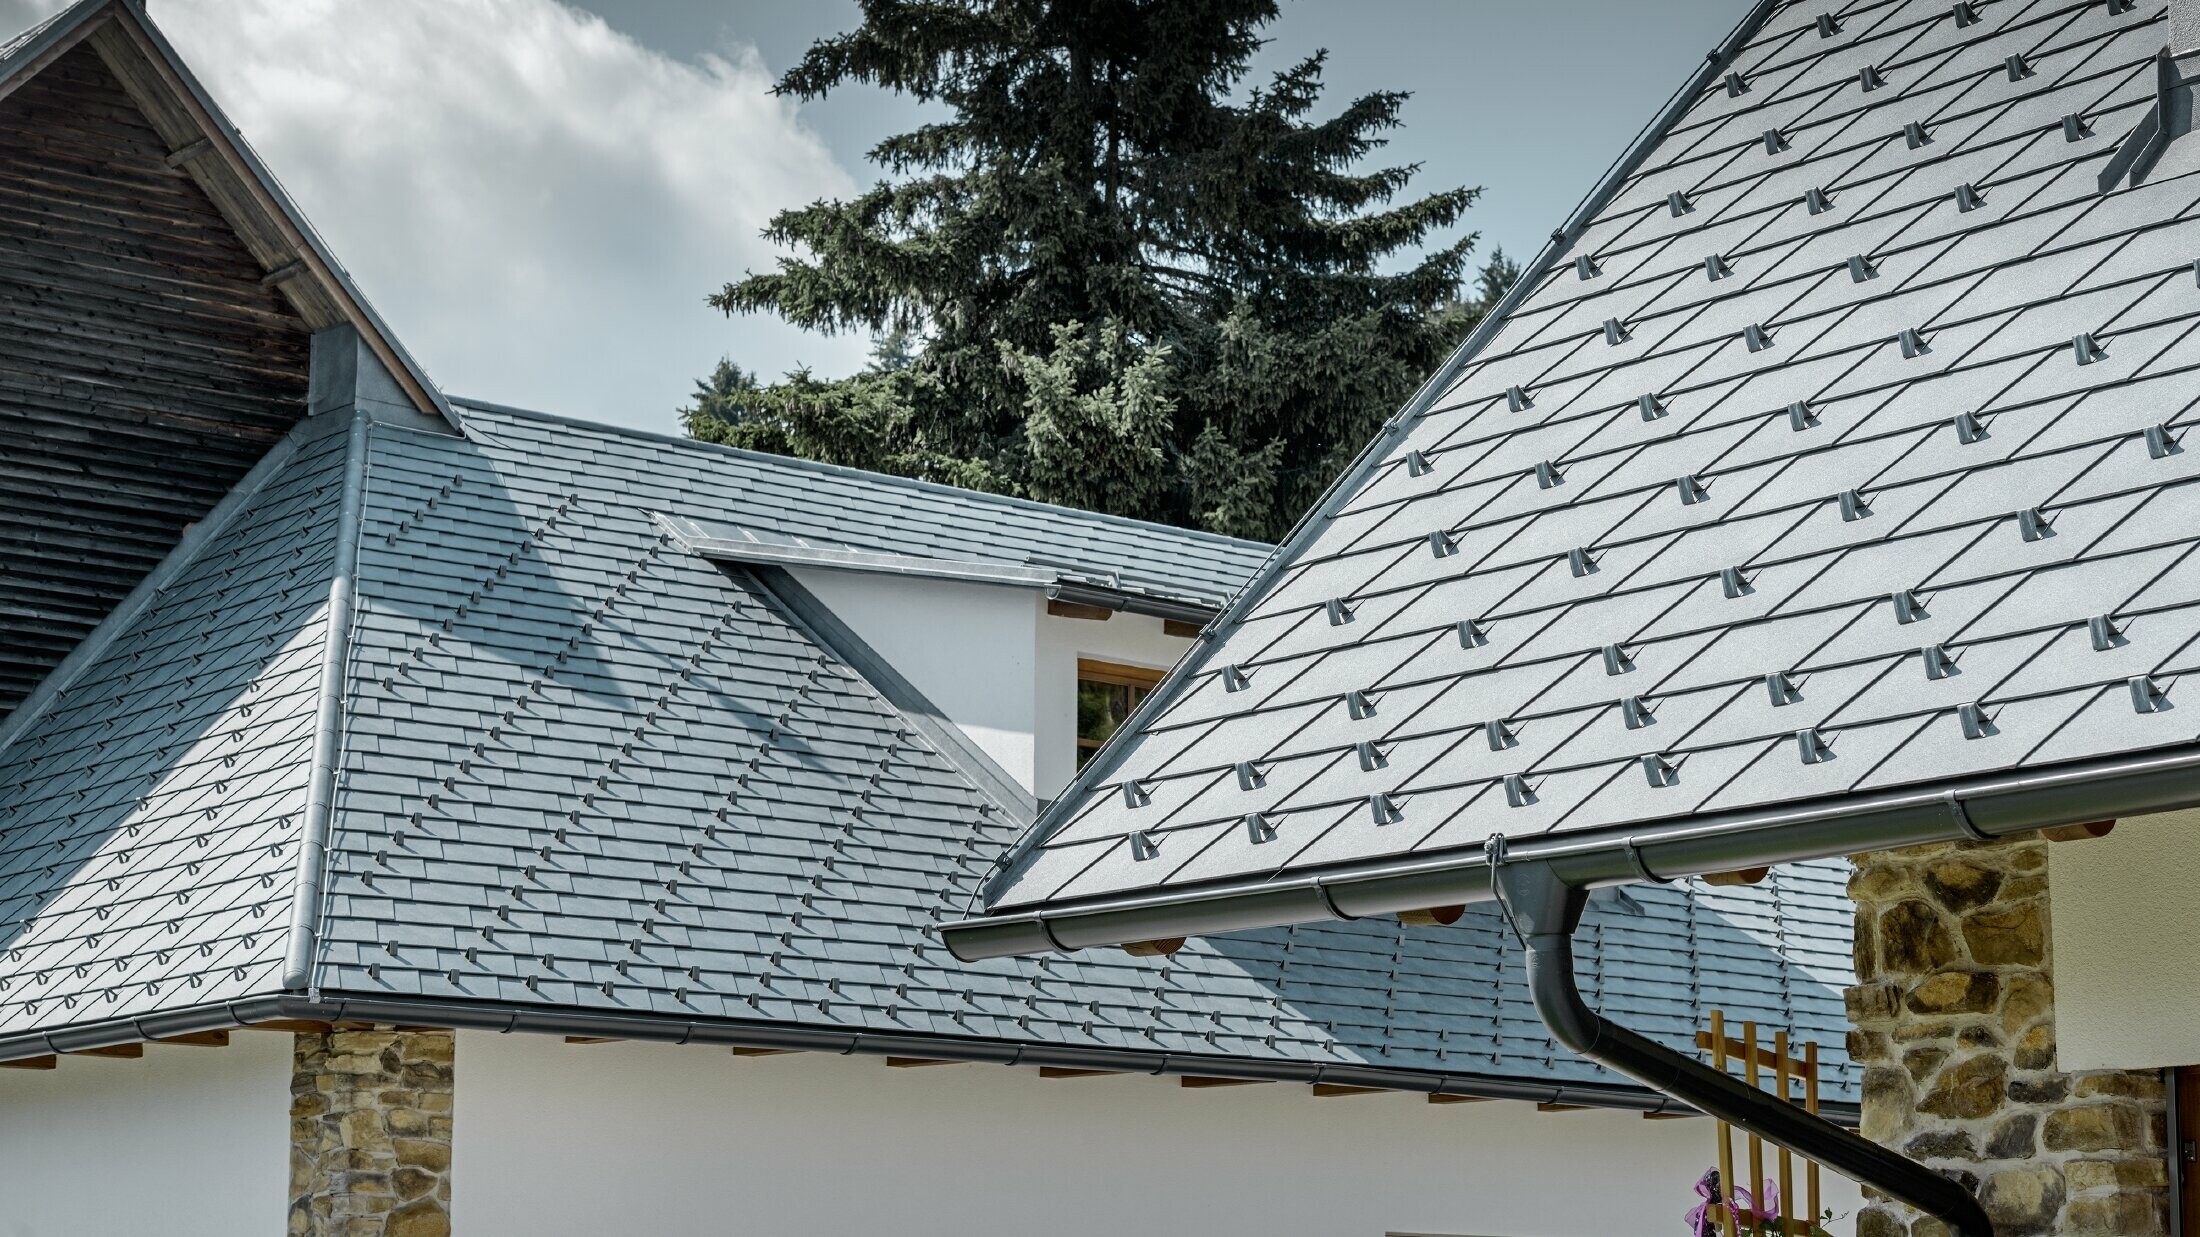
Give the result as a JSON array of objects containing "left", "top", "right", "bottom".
[
  {"left": 1942, "top": 791, "right": 1991, "bottom": 842},
  {"left": 1487, "top": 856, "right": 1995, "bottom": 1237}
]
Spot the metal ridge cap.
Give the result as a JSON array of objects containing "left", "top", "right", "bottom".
[
  {"left": 656, "top": 511, "right": 1061, "bottom": 590},
  {"left": 944, "top": 740, "right": 2200, "bottom": 959},
  {"left": 974, "top": 0, "right": 1789, "bottom": 910},
  {"left": 448, "top": 395, "right": 1276, "bottom": 556}
]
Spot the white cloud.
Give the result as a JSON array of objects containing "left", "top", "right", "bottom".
[{"left": 0, "top": 0, "right": 863, "bottom": 432}]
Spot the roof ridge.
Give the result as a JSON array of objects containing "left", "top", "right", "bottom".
[{"left": 447, "top": 395, "right": 1275, "bottom": 554}]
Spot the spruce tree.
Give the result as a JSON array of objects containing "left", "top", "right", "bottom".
[{"left": 695, "top": 0, "right": 1512, "bottom": 540}]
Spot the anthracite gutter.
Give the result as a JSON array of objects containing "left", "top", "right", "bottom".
[
  {"left": 1491, "top": 857, "right": 1991, "bottom": 1236},
  {"left": 944, "top": 744, "right": 2200, "bottom": 961},
  {"left": 0, "top": 992, "right": 1857, "bottom": 1122}
]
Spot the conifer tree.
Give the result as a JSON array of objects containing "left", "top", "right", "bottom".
[{"left": 693, "top": 0, "right": 1513, "bottom": 540}]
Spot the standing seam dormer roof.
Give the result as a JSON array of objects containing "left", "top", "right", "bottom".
[{"left": 955, "top": 0, "right": 2200, "bottom": 941}]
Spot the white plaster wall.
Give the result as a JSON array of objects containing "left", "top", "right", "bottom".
[
  {"left": 454, "top": 1032, "right": 1863, "bottom": 1237},
  {"left": 790, "top": 568, "right": 1041, "bottom": 789},
  {"left": 0, "top": 1029, "right": 291, "bottom": 1237},
  {"left": 785, "top": 569, "right": 1195, "bottom": 801},
  {"left": 2052, "top": 806, "right": 2200, "bottom": 1070},
  {"left": 1035, "top": 606, "right": 1192, "bottom": 799}
]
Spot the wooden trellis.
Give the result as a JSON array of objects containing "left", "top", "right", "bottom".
[{"left": 1698, "top": 1010, "right": 1822, "bottom": 1237}]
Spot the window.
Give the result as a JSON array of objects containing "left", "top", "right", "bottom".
[{"left": 1076, "top": 658, "right": 1163, "bottom": 769}]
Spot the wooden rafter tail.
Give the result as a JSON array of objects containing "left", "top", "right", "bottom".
[
  {"left": 0, "top": 1055, "right": 56, "bottom": 1070},
  {"left": 153, "top": 1030, "right": 230, "bottom": 1047},
  {"left": 67, "top": 1042, "right": 142, "bottom": 1059}
]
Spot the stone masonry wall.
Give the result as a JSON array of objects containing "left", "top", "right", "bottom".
[
  {"left": 1847, "top": 836, "right": 2166, "bottom": 1237},
  {"left": 289, "top": 1028, "right": 454, "bottom": 1237}
]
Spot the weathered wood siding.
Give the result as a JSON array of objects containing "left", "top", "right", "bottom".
[{"left": 0, "top": 43, "right": 310, "bottom": 717}]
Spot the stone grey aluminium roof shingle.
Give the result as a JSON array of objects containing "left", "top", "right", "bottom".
[
  {"left": 0, "top": 417, "right": 347, "bottom": 1039},
  {"left": 0, "top": 400, "right": 1863, "bottom": 1104},
  {"left": 967, "top": 0, "right": 2200, "bottom": 927},
  {"left": 455, "top": 400, "right": 1273, "bottom": 617}
]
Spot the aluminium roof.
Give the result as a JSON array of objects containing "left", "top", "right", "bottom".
[
  {"left": 0, "top": 401, "right": 1864, "bottom": 1105},
  {"left": 458, "top": 400, "right": 1272, "bottom": 619},
  {"left": 956, "top": 0, "right": 2200, "bottom": 939}
]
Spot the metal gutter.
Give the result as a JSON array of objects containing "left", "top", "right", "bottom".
[
  {"left": 0, "top": 990, "right": 1853, "bottom": 1121},
  {"left": 1489, "top": 858, "right": 1989, "bottom": 1236},
  {"left": 972, "top": 0, "right": 1789, "bottom": 910},
  {"left": 281, "top": 409, "right": 370, "bottom": 991},
  {"left": 944, "top": 741, "right": 2200, "bottom": 960},
  {"left": 746, "top": 564, "right": 1039, "bottom": 826},
  {"left": 1046, "top": 580, "right": 1217, "bottom": 627}
]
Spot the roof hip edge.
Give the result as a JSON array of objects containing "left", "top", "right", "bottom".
[{"left": 281, "top": 409, "right": 372, "bottom": 993}]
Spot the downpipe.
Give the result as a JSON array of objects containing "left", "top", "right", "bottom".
[{"left": 1489, "top": 855, "right": 1993, "bottom": 1237}]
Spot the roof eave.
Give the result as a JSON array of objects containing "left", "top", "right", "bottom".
[
  {"left": 943, "top": 741, "right": 2200, "bottom": 961},
  {"left": 0, "top": 989, "right": 1855, "bottom": 1121}
]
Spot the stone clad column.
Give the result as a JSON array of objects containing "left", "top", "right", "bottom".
[
  {"left": 288, "top": 1028, "right": 455, "bottom": 1237},
  {"left": 1845, "top": 836, "right": 2168, "bottom": 1237}
]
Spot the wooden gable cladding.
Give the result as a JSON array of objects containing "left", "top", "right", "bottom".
[{"left": 0, "top": 39, "right": 312, "bottom": 717}]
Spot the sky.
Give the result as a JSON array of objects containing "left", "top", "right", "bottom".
[{"left": 1, "top": 0, "right": 1748, "bottom": 435}]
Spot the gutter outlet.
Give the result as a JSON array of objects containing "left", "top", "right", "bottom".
[{"left": 1488, "top": 857, "right": 1993, "bottom": 1237}]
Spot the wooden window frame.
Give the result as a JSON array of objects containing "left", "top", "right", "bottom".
[{"left": 1076, "top": 659, "right": 1164, "bottom": 762}]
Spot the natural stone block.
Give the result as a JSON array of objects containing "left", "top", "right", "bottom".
[
  {"left": 1879, "top": 900, "right": 1956, "bottom": 972},
  {"left": 1847, "top": 981, "right": 1903, "bottom": 1023},
  {"left": 2006, "top": 1076, "right": 2069, "bottom": 1106},
  {"left": 1917, "top": 1052, "right": 2005, "bottom": 1120},
  {"left": 1903, "top": 1128, "right": 1975, "bottom": 1158},
  {"left": 1902, "top": 1045, "right": 1947, "bottom": 1082},
  {"left": 1905, "top": 969, "right": 1998, "bottom": 1015},
  {"left": 1962, "top": 903, "right": 2044, "bottom": 966},
  {"left": 2043, "top": 1103, "right": 2145, "bottom": 1153},
  {"left": 1922, "top": 858, "right": 2002, "bottom": 912},
  {"left": 1862, "top": 1066, "right": 1918, "bottom": 1141},
  {"left": 1854, "top": 1205, "right": 1907, "bottom": 1237},
  {"left": 2074, "top": 1072, "right": 2164, "bottom": 1101},
  {"left": 2063, "top": 1192, "right": 2166, "bottom": 1235},
  {"left": 1978, "top": 1165, "right": 2064, "bottom": 1236},
  {"left": 2011, "top": 1023, "right": 2055, "bottom": 1071},
  {"left": 1983, "top": 1112, "right": 2036, "bottom": 1160},
  {"left": 2064, "top": 1156, "right": 2169, "bottom": 1191}
]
